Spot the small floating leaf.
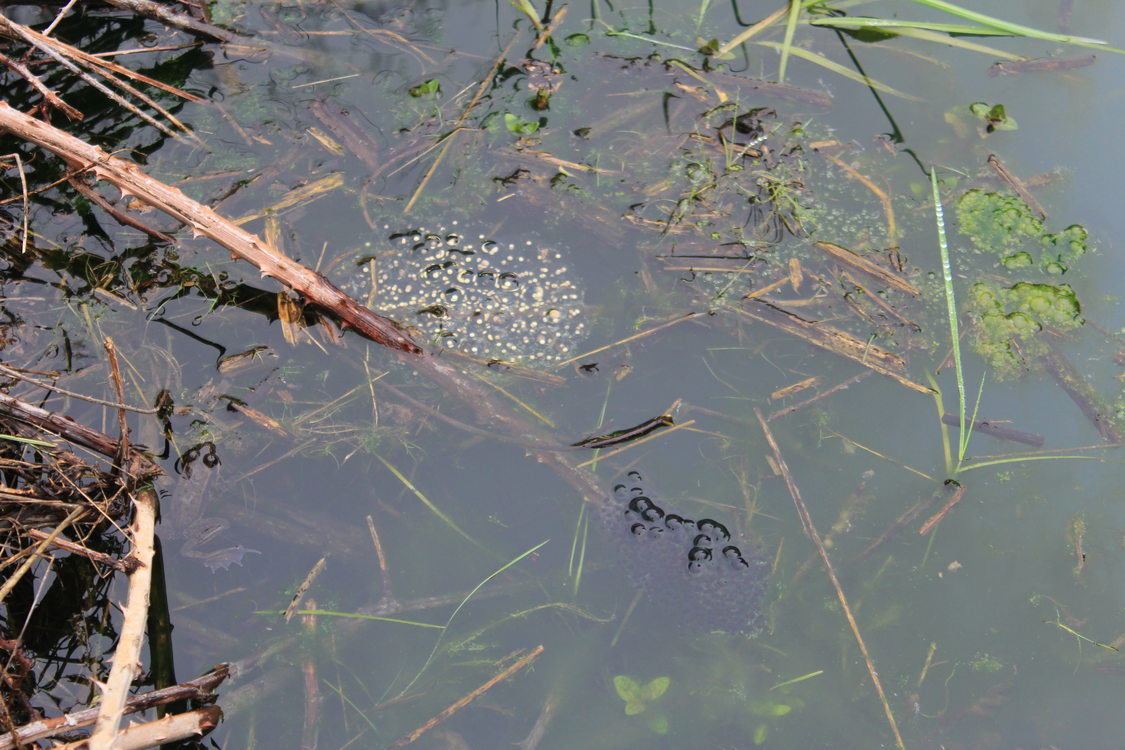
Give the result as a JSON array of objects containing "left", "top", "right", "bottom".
[{"left": 641, "top": 676, "right": 670, "bottom": 701}]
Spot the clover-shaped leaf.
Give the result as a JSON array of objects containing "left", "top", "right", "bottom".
[{"left": 613, "top": 675, "right": 671, "bottom": 716}]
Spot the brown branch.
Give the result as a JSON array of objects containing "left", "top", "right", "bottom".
[
  {"left": 0, "top": 49, "right": 83, "bottom": 120},
  {"left": 0, "top": 101, "right": 422, "bottom": 354},
  {"left": 0, "top": 391, "right": 157, "bottom": 473},
  {"left": 0, "top": 16, "right": 186, "bottom": 140},
  {"left": 102, "top": 0, "right": 241, "bottom": 43},
  {"left": 918, "top": 480, "right": 966, "bottom": 536},
  {"left": 0, "top": 667, "right": 229, "bottom": 750},
  {"left": 390, "top": 645, "right": 545, "bottom": 747},
  {"left": 67, "top": 174, "right": 177, "bottom": 243}
]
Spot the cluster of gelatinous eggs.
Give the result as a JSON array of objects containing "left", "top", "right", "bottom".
[
  {"left": 343, "top": 223, "right": 585, "bottom": 363},
  {"left": 602, "top": 470, "right": 770, "bottom": 635}
]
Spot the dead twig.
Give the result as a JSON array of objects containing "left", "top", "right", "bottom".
[
  {"left": 987, "top": 154, "right": 1047, "bottom": 219},
  {"left": 918, "top": 480, "right": 966, "bottom": 535},
  {"left": 755, "top": 409, "right": 905, "bottom": 750},
  {"left": 390, "top": 645, "right": 545, "bottom": 747},
  {"left": 0, "top": 666, "right": 229, "bottom": 750},
  {"left": 102, "top": 0, "right": 241, "bottom": 43},
  {"left": 88, "top": 484, "right": 157, "bottom": 749},
  {"left": 0, "top": 101, "right": 421, "bottom": 354}
]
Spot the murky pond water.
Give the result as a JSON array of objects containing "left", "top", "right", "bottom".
[{"left": 3, "top": 0, "right": 1125, "bottom": 748}]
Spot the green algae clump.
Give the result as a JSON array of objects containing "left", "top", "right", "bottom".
[
  {"left": 956, "top": 190, "right": 1090, "bottom": 275},
  {"left": 956, "top": 189, "right": 1042, "bottom": 257},
  {"left": 968, "top": 281, "right": 1082, "bottom": 380}
]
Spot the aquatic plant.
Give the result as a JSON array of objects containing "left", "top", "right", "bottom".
[{"left": 613, "top": 674, "right": 670, "bottom": 734}]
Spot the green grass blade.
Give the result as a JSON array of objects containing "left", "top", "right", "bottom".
[
  {"left": 930, "top": 168, "right": 968, "bottom": 469},
  {"left": 507, "top": 0, "right": 543, "bottom": 30},
  {"left": 0, "top": 434, "right": 55, "bottom": 448},
  {"left": 926, "top": 372, "right": 954, "bottom": 475},
  {"left": 875, "top": 26, "right": 1025, "bottom": 59},
  {"left": 755, "top": 42, "right": 924, "bottom": 100},
  {"left": 905, "top": 0, "right": 1108, "bottom": 46},
  {"left": 567, "top": 503, "right": 589, "bottom": 596},
  {"left": 959, "top": 454, "right": 1122, "bottom": 473},
  {"left": 810, "top": 18, "right": 1026, "bottom": 36},
  {"left": 778, "top": 0, "right": 803, "bottom": 83}
]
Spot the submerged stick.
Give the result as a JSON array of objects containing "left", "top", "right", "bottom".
[
  {"left": 940, "top": 413, "right": 1044, "bottom": 447},
  {"left": 390, "top": 645, "right": 545, "bottom": 747},
  {"left": 755, "top": 409, "right": 905, "bottom": 750}
]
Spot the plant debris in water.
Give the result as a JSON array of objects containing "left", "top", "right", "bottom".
[
  {"left": 342, "top": 224, "right": 586, "bottom": 363},
  {"left": 601, "top": 470, "right": 770, "bottom": 636}
]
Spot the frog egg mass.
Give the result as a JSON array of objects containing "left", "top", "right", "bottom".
[{"left": 344, "top": 224, "right": 586, "bottom": 363}]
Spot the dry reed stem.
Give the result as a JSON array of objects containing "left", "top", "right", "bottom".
[
  {"left": 0, "top": 507, "right": 86, "bottom": 605},
  {"left": 0, "top": 666, "right": 229, "bottom": 750},
  {"left": 817, "top": 151, "right": 897, "bottom": 242},
  {"left": 768, "top": 372, "right": 871, "bottom": 421},
  {"left": 754, "top": 408, "right": 905, "bottom": 750},
  {"left": 552, "top": 312, "right": 701, "bottom": 369},
  {"left": 89, "top": 484, "right": 157, "bottom": 749},
  {"left": 0, "top": 16, "right": 193, "bottom": 141},
  {"left": 734, "top": 300, "right": 930, "bottom": 394},
  {"left": 390, "top": 644, "right": 545, "bottom": 747},
  {"left": 812, "top": 241, "right": 918, "bottom": 296},
  {"left": 0, "top": 101, "right": 420, "bottom": 354},
  {"left": 58, "top": 707, "right": 222, "bottom": 749},
  {"left": 987, "top": 154, "right": 1047, "bottom": 219}
]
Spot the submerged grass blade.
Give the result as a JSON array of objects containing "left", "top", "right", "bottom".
[
  {"left": 567, "top": 503, "right": 589, "bottom": 596},
  {"left": 375, "top": 454, "right": 490, "bottom": 555},
  {"left": 257, "top": 609, "right": 445, "bottom": 628},
  {"left": 397, "top": 539, "right": 549, "bottom": 698},
  {"left": 926, "top": 373, "right": 954, "bottom": 476}
]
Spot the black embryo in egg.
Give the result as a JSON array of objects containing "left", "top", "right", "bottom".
[{"left": 602, "top": 470, "right": 770, "bottom": 635}]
